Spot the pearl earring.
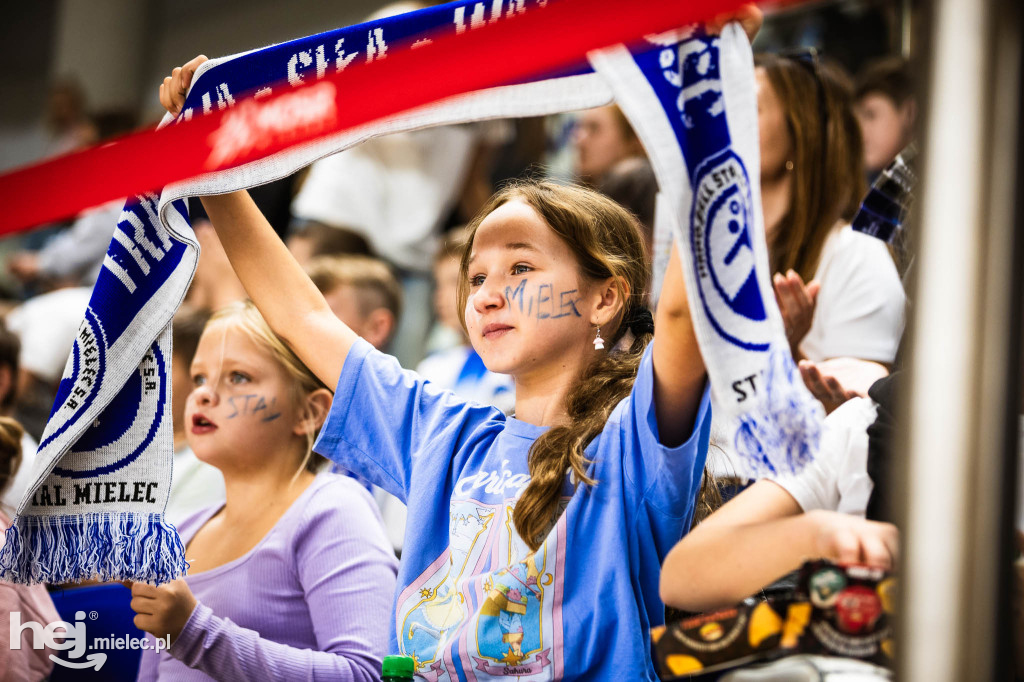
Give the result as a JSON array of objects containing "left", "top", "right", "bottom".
[{"left": 593, "top": 326, "right": 605, "bottom": 351}]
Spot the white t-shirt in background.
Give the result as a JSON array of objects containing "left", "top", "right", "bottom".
[
  {"left": 769, "top": 397, "right": 878, "bottom": 516},
  {"left": 164, "top": 445, "right": 226, "bottom": 527},
  {"left": 1, "top": 432, "right": 40, "bottom": 514},
  {"left": 291, "top": 122, "right": 508, "bottom": 274},
  {"left": 6, "top": 287, "right": 92, "bottom": 384},
  {"left": 799, "top": 224, "right": 906, "bottom": 364}
]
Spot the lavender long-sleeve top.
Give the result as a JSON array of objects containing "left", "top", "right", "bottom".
[{"left": 137, "top": 472, "right": 398, "bottom": 681}]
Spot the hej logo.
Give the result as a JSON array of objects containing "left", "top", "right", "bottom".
[
  {"left": 9, "top": 609, "right": 168, "bottom": 671},
  {"left": 10, "top": 609, "right": 103, "bottom": 670}
]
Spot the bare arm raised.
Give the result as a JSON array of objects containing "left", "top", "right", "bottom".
[
  {"left": 652, "top": 242, "right": 707, "bottom": 447},
  {"left": 161, "top": 57, "right": 356, "bottom": 389},
  {"left": 660, "top": 480, "right": 899, "bottom": 612}
]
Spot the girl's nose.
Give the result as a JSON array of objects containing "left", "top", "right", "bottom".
[
  {"left": 192, "top": 383, "right": 218, "bottom": 407},
  {"left": 472, "top": 277, "right": 506, "bottom": 313}
]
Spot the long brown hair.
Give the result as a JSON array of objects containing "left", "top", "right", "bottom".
[
  {"left": 757, "top": 54, "right": 866, "bottom": 282},
  {"left": 457, "top": 180, "right": 656, "bottom": 550}
]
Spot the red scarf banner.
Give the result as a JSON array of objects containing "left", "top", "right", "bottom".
[{"left": 0, "top": 0, "right": 775, "bottom": 236}]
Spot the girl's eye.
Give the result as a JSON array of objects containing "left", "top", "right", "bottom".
[
  {"left": 229, "top": 371, "right": 251, "bottom": 385},
  {"left": 512, "top": 264, "right": 532, "bottom": 276},
  {"left": 192, "top": 374, "right": 206, "bottom": 387},
  {"left": 469, "top": 274, "right": 486, "bottom": 287}
]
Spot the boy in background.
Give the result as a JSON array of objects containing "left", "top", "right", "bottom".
[
  {"left": 855, "top": 57, "right": 915, "bottom": 179},
  {"left": 306, "top": 255, "right": 402, "bottom": 354},
  {"left": 307, "top": 255, "right": 405, "bottom": 552}
]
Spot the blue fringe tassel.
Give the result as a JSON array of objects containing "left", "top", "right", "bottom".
[
  {"left": 0, "top": 512, "right": 188, "bottom": 585},
  {"left": 733, "top": 347, "right": 824, "bottom": 476}
]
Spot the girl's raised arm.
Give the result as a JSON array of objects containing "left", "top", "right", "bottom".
[
  {"left": 652, "top": 242, "right": 707, "bottom": 446},
  {"left": 161, "top": 57, "right": 356, "bottom": 389}
]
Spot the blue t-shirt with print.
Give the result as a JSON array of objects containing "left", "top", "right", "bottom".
[{"left": 314, "top": 338, "right": 711, "bottom": 681}]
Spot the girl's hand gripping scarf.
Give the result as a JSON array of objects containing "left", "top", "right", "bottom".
[
  {"left": 0, "top": 5, "right": 818, "bottom": 586},
  {"left": 589, "top": 25, "right": 823, "bottom": 475}
]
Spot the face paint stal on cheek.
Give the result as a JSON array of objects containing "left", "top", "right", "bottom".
[{"left": 224, "top": 394, "right": 283, "bottom": 421}]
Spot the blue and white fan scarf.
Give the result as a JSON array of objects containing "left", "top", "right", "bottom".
[
  {"left": 0, "top": 2, "right": 820, "bottom": 584},
  {"left": 592, "top": 26, "right": 823, "bottom": 475}
]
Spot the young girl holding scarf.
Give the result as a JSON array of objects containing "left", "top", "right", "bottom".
[
  {"left": 132, "top": 301, "right": 397, "bottom": 681},
  {"left": 153, "top": 13, "right": 772, "bottom": 674},
  {"left": 189, "top": 181, "right": 709, "bottom": 680}
]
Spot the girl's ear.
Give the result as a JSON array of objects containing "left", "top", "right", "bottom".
[
  {"left": 293, "top": 388, "right": 333, "bottom": 437},
  {"left": 590, "top": 276, "right": 630, "bottom": 327}
]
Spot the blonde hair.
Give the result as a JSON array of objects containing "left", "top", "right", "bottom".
[
  {"left": 206, "top": 300, "right": 329, "bottom": 474},
  {"left": 306, "top": 255, "right": 403, "bottom": 323},
  {"left": 458, "top": 181, "right": 664, "bottom": 551}
]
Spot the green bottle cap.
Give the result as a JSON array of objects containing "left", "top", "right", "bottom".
[{"left": 382, "top": 655, "right": 416, "bottom": 679}]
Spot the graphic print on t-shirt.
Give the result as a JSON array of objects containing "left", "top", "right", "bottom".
[
  {"left": 398, "top": 496, "right": 566, "bottom": 680},
  {"left": 465, "top": 502, "right": 565, "bottom": 679},
  {"left": 400, "top": 500, "right": 498, "bottom": 678}
]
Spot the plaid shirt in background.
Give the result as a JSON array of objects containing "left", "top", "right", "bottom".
[{"left": 852, "top": 144, "right": 917, "bottom": 280}]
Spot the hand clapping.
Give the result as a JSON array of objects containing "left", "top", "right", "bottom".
[{"left": 774, "top": 269, "right": 821, "bottom": 358}]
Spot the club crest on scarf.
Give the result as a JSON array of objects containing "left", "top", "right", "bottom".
[
  {"left": 690, "top": 148, "right": 770, "bottom": 350},
  {"left": 679, "top": 35, "right": 770, "bottom": 351},
  {"left": 0, "top": 193, "right": 189, "bottom": 584},
  {"left": 54, "top": 343, "right": 167, "bottom": 479}
]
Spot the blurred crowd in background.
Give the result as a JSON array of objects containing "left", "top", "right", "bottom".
[{"left": 0, "top": 1, "right": 944, "bottom": 679}]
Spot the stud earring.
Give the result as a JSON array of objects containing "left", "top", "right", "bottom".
[
  {"left": 593, "top": 326, "right": 605, "bottom": 351},
  {"left": 785, "top": 160, "right": 794, "bottom": 171}
]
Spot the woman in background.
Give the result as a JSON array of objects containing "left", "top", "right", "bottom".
[{"left": 757, "top": 53, "right": 904, "bottom": 372}]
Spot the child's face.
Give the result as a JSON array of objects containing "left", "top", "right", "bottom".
[
  {"left": 185, "top": 322, "right": 303, "bottom": 469},
  {"left": 321, "top": 284, "right": 392, "bottom": 351},
  {"left": 573, "top": 105, "right": 636, "bottom": 181},
  {"left": 322, "top": 285, "right": 371, "bottom": 338},
  {"left": 855, "top": 92, "right": 912, "bottom": 173},
  {"left": 464, "top": 199, "right": 593, "bottom": 378}
]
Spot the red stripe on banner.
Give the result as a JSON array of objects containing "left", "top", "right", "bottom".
[{"left": 0, "top": 0, "right": 758, "bottom": 235}]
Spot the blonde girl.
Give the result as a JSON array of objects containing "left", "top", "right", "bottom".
[{"left": 132, "top": 301, "right": 397, "bottom": 681}]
